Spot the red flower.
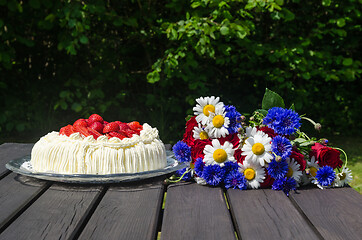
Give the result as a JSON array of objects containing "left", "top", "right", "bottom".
[
  {"left": 260, "top": 168, "right": 274, "bottom": 188},
  {"left": 191, "top": 139, "right": 211, "bottom": 161},
  {"left": 235, "top": 149, "right": 245, "bottom": 164},
  {"left": 219, "top": 133, "right": 240, "bottom": 149},
  {"left": 257, "top": 126, "right": 277, "bottom": 138},
  {"left": 182, "top": 116, "right": 198, "bottom": 147},
  {"left": 310, "top": 143, "right": 343, "bottom": 169},
  {"left": 290, "top": 150, "right": 306, "bottom": 171}
]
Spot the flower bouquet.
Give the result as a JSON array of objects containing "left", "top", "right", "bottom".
[{"left": 170, "top": 89, "right": 352, "bottom": 196}]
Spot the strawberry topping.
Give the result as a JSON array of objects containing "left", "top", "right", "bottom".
[
  {"left": 60, "top": 125, "right": 75, "bottom": 137},
  {"left": 87, "top": 127, "right": 102, "bottom": 139},
  {"left": 90, "top": 121, "right": 104, "bottom": 133},
  {"left": 108, "top": 131, "right": 127, "bottom": 140},
  {"left": 73, "top": 119, "right": 88, "bottom": 128},
  {"left": 103, "top": 122, "right": 120, "bottom": 133},
  {"left": 88, "top": 114, "right": 104, "bottom": 125},
  {"left": 128, "top": 121, "right": 143, "bottom": 131},
  {"left": 74, "top": 125, "right": 90, "bottom": 137},
  {"left": 59, "top": 114, "right": 143, "bottom": 140}
]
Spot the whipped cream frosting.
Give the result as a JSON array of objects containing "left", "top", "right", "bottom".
[{"left": 30, "top": 123, "right": 167, "bottom": 174}]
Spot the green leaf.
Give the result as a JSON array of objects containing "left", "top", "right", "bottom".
[
  {"left": 71, "top": 102, "right": 82, "bottom": 112},
  {"left": 147, "top": 71, "right": 160, "bottom": 83},
  {"left": 336, "top": 18, "right": 346, "bottom": 28},
  {"left": 79, "top": 35, "right": 89, "bottom": 44},
  {"left": 322, "top": 0, "right": 331, "bottom": 6},
  {"left": 220, "top": 26, "right": 229, "bottom": 35},
  {"left": 191, "top": 2, "right": 201, "bottom": 8},
  {"left": 342, "top": 58, "right": 353, "bottom": 66},
  {"left": 262, "top": 88, "right": 285, "bottom": 110},
  {"left": 254, "top": 109, "right": 268, "bottom": 117}
]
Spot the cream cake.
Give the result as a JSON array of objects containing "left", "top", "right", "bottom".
[{"left": 30, "top": 114, "right": 167, "bottom": 174}]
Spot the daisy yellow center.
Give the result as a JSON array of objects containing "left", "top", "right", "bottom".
[
  {"left": 212, "top": 115, "right": 225, "bottom": 128},
  {"left": 252, "top": 143, "right": 265, "bottom": 155},
  {"left": 310, "top": 167, "right": 318, "bottom": 177},
  {"left": 203, "top": 104, "right": 215, "bottom": 116},
  {"left": 213, "top": 149, "right": 228, "bottom": 163},
  {"left": 200, "top": 131, "right": 209, "bottom": 140},
  {"left": 244, "top": 168, "right": 256, "bottom": 180},
  {"left": 338, "top": 172, "right": 346, "bottom": 180},
  {"left": 286, "top": 166, "right": 293, "bottom": 178}
]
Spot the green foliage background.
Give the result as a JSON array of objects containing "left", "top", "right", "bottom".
[{"left": 0, "top": 0, "right": 361, "bottom": 143}]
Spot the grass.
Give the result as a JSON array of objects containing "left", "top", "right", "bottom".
[{"left": 327, "top": 136, "right": 362, "bottom": 193}]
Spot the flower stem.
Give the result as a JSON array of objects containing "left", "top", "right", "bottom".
[
  {"left": 333, "top": 147, "right": 348, "bottom": 168},
  {"left": 301, "top": 116, "right": 317, "bottom": 126},
  {"left": 168, "top": 168, "right": 191, "bottom": 183}
]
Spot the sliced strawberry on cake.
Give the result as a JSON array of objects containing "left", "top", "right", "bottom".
[
  {"left": 74, "top": 125, "right": 91, "bottom": 137},
  {"left": 90, "top": 121, "right": 104, "bottom": 133},
  {"left": 73, "top": 119, "right": 88, "bottom": 128},
  {"left": 128, "top": 121, "right": 143, "bottom": 131},
  {"left": 88, "top": 114, "right": 104, "bottom": 125},
  {"left": 103, "top": 122, "right": 120, "bottom": 134},
  {"left": 87, "top": 127, "right": 103, "bottom": 139},
  {"left": 59, "top": 125, "right": 76, "bottom": 137},
  {"left": 108, "top": 131, "right": 127, "bottom": 139}
]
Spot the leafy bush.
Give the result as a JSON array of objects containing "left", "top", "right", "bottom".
[{"left": 0, "top": 0, "right": 361, "bottom": 143}]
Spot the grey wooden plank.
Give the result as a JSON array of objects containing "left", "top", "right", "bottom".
[
  {"left": 79, "top": 180, "right": 165, "bottom": 240},
  {"left": 161, "top": 183, "right": 236, "bottom": 240},
  {"left": 227, "top": 188, "right": 321, "bottom": 240},
  {"left": 0, "top": 183, "right": 103, "bottom": 240},
  {"left": 290, "top": 187, "right": 362, "bottom": 240},
  {"left": 0, "top": 143, "right": 33, "bottom": 176},
  {"left": 0, "top": 173, "right": 50, "bottom": 231}
]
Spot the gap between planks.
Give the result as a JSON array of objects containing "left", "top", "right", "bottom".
[
  {"left": 67, "top": 185, "right": 109, "bottom": 240},
  {"left": 0, "top": 181, "right": 52, "bottom": 233}
]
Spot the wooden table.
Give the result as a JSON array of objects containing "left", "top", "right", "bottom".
[{"left": 0, "top": 143, "right": 361, "bottom": 240}]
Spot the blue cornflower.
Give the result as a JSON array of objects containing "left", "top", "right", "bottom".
[
  {"left": 172, "top": 141, "right": 191, "bottom": 163},
  {"left": 176, "top": 167, "right": 192, "bottom": 181},
  {"left": 202, "top": 164, "right": 224, "bottom": 186},
  {"left": 272, "top": 135, "right": 292, "bottom": 159},
  {"left": 267, "top": 159, "right": 289, "bottom": 179},
  {"left": 263, "top": 107, "right": 301, "bottom": 135},
  {"left": 224, "top": 171, "right": 248, "bottom": 190},
  {"left": 224, "top": 105, "right": 242, "bottom": 134},
  {"left": 272, "top": 177, "right": 297, "bottom": 196},
  {"left": 222, "top": 161, "right": 239, "bottom": 175},
  {"left": 316, "top": 166, "right": 336, "bottom": 187},
  {"left": 194, "top": 158, "right": 205, "bottom": 176}
]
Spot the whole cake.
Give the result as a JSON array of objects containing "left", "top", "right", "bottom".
[{"left": 30, "top": 114, "right": 167, "bottom": 174}]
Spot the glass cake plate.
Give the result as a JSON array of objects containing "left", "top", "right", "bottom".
[{"left": 5, "top": 150, "right": 186, "bottom": 184}]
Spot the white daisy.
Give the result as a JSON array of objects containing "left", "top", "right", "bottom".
[
  {"left": 241, "top": 131, "right": 273, "bottom": 166},
  {"left": 245, "top": 126, "right": 261, "bottom": 138},
  {"left": 238, "top": 161, "right": 265, "bottom": 189},
  {"left": 203, "top": 139, "right": 235, "bottom": 167},
  {"left": 307, "top": 156, "right": 320, "bottom": 178},
  {"left": 205, "top": 105, "right": 230, "bottom": 138},
  {"left": 306, "top": 156, "right": 324, "bottom": 188},
  {"left": 193, "top": 124, "right": 210, "bottom": 140},
  {"left": 334, "top": 167, "right": 353, "bottom": 187},
  {"left": 193, "top": 96, "right": 224, "bottom": 125},
  {"left": 286, "top": 157, "right": 302, "bottom": 183}
]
